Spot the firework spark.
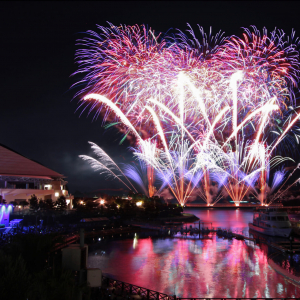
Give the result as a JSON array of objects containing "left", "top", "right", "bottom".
[{"left": 75, "top": 23, "right": 300, "bottom": 206}]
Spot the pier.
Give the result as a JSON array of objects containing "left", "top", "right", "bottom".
[
  {"left": 130, "top": 221, "right": 300, "bottom": 254},
  {"left": 53, "top": 225, "right": 159, "bottom": 251},
  {"left": 52, "top": 218, "right": 300, "bottom": 254}
]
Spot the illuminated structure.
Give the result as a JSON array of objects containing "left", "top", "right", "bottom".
[
  {"left": 0, "top": 205, "right": 12, "bottom": 227},
  {"left": 0, "top": 144, "right": 73, "bottom": 207}
]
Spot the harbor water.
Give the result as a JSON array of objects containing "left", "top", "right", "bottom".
[{"left": 88, "top": 208, "right": 300, "bottom": 298}]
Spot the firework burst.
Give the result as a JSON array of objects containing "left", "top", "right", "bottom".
[{"left": 76, "top": 23, "right": 300, "bottom": 206}]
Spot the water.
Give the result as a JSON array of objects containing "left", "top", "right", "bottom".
[
  {"left": 88, "top": 208, "right": 300, "bottom": 298},
  {"left": 184, "top": 207, "right": 253, "bottom": 234}
]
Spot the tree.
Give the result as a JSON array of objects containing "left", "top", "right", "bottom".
[
  {"left": 115, "top": 198, "right": 125, "bottom": 208},
  {"left": 39, "top": 200, "right": 47, "bottom": 210},
  {"left": 20, "top": 200, "right": 29, "bottom": 209},
  {"left": 56, "top": 196, "right": 67, "bottom": 210},
  {"left": 72, "top": 198, "right": 81, "bottom": 208},
  {"left": 10, "top": 200, "right": 18, "bottom": 207},
  {"left": 0, "top": 196, "right": 6, "bottom": 204},
  {"left": 45, "top": 198, "right": 54, "bottom": 209},
  {"left": 39, "top": 199, "right": 53, "bottom": 210},
  {"left": 85, "top": 200, "right": 98, "bottom": 209},
  {"left": 29, "top": 194, "right": 39, "bottom": 210}
]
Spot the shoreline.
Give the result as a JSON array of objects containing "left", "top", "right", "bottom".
[
  {"left": 159, "top": 212, "right": 199, "bottom": 223},
  {"left": 184, "top": 204, "right": 300, "bottom": 209}
]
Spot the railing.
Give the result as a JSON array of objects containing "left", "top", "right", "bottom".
[
  {"left": 101, "top": 276, "right": 299, "bottom": 300},
  {"left": 102, "top": 275, "right": 175, "bottom": 300}
]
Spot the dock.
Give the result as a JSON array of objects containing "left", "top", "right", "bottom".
[
  {"left": 130, "top": 222, "right": 300, "bottom": 254},
  {"left": 53, "top": 225, "right": 158, "bottom": 251},
  {"left": 52, "top": 221, "right": 300, "bottom": 255}
]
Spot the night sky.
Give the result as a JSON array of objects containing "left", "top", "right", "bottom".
[{"left": 1, "top": 1, "right": 300, "bottom": 195}]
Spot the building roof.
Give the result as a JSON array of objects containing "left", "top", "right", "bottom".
[{"left": 0, "top": 144, "right": 63, "bottom": 178}]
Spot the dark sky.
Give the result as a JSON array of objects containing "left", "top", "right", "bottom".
[{"left": 1, "top": 1, "right": 300, "bottom": 194}]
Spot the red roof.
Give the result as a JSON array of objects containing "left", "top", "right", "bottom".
[{"left": 0, "top": 144, "right": 63, "bottom": 178}]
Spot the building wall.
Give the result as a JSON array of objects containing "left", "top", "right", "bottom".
[
  {"left": 1, "top": 190, "right": 54, "bottom": 203},
  {"left": 1, "top": 188, "right": 71, "bottom": 203},
  {"left": 0, "top": 174, "right": 74, "bottom": 208}
]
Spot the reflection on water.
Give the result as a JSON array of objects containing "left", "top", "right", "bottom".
[
  {"left": 88, "top": 209, "right": 300, "bottom": 298},
  {"left": 184, "top": 207, "right": 253, "bottom": 233}
]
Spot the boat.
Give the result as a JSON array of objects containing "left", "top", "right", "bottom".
[{"left": 249, "top": 208, "right": 292, "bottom": 237}]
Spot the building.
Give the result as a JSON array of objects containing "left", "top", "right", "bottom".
[{"left": 0, "top": 144, "right": 73, "bottom": 207}]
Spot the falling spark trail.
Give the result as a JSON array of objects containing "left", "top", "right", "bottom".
[{"left": 75, "top": 23, "right": 300, "bottom": 206}]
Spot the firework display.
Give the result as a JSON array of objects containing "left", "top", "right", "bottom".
[{"left": 75, "top": 23, "right": 300, "bottom": 206}]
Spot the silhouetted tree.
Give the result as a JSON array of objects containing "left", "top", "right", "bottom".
[
  {"left": 56, "top": 195, "right": 67, "bottom": 210},
  {"left": 20, "top": 200, "right": 29, "bottom": 209},
  {"left": 0, "top": 196, "right": 6, "bottom": 204},
  {"left": 39, "top": 200, "right": 47, "bottom": 210},
  {"left": 9, "top": 200, "right": 18, "bottom": 207},
  {"left": 86, "top": 200, "right": 98, "bottom": 209},
  {"left": 29, "top": 194, "right": 39, "bottom": 209},
  {"left": 39, "top": 199, "right": 54, "bottom": 210},
  {"left": 45, "top": 198, "right": 54, "bottom": 209}
]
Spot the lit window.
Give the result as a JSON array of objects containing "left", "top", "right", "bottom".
[{"left": 44, "top": 184, "right": 52, "bottom": 190}]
